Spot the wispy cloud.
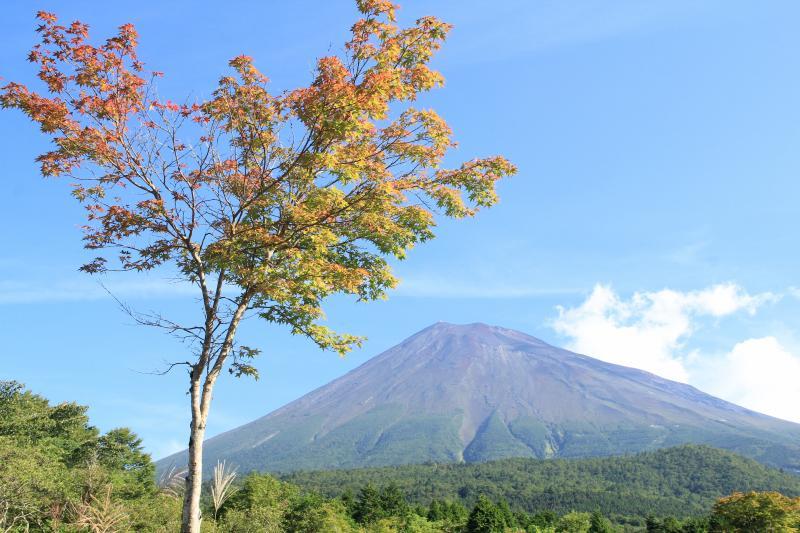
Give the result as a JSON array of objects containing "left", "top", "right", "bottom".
[
  {"left": 663, "top": 240, "right": 711, "bottom": 266},
  {"left": 397, "top": 275, "right": 583, "bottom": 299},
  {"left": 444, "top": 0, "right": 714, "bottom": 64},
  {"left": 0, "top": 278, "right": 196, "bottom": 304},
  {"left": 150, "top": 439, "right": 186, "bottom": 461}
]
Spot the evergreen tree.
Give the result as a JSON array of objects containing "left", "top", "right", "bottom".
[
  {"left": 428, "top": 498, "right": 469, "bottom": 527},
  {"left": 589, "top": 510, "right": 615, "bottom": 533},
  {"left": 661, "top": 516, "right": 682, "bottom": 533},
  {"left": 497, "top": 497, "right": 516, "bottom": 528},
  {"left": 353, "top": 483, "right": 384, "bottom": 524},
  {"left": 340, "top": 488, "right": 356, "bottom": 516},
  {"left": 530, "top": 510, "right": 558, "bottom": 529},
  {"left": 380, "top": 483, "right": 410, "bottom": 518},
  {"left": 428, "top": 499, "right": 446, "bottom": 521},
  {"left": 645, "top": 515, "right": 661, "bottom": 532},
  {"left": 466, "top": 495, "right": 506, "bottom": 533},
  {"left": 680, "top": 516, "right": 711, "bottom": 532}
]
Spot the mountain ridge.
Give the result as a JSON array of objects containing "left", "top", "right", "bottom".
[{"left": 158, "top": 322, "right": 800, "bottom": 474}]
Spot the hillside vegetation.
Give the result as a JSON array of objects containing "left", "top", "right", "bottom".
[
  {"left": 3, "top": 382, "right": 799, "bottom": 531},
  {"left": 284, "top": 445, "right": 800, "bottom": 521}
]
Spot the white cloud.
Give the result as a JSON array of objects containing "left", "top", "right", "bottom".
[
  {"left": 697, "top": 337, "right": 800, "bottom": 423},
  {"left": 551, "top": 283, "right": 777, "bottom": 382},
  {"left": 551, "top": 283, "right": 800, "bottom": 422}
]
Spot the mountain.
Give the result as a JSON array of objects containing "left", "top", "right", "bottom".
[
  {"left": 158, "top": 322, "right": 800, "bottom": 474},
  {"left": 284, "top": 445, "right": 800, "bottom": 519}
]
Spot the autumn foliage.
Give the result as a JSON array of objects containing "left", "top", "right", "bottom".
[
  {"left": 1, "top": 2, "right": 515, "bottom": 530},
  {"left": 711, "top": 491, "right": 800, "bottom": 531},
  {"left": 2, "top": 3, "right": 514, "bottom": 353}
]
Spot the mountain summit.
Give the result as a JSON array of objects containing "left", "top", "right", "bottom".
[{"left": 159, "top": 322, "right": 800, "bottom": 474}]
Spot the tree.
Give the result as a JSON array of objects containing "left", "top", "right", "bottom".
[
  {"left": 0, "top": 437, "right": 69, "bottom": 531},
  {"left": 466, "top": 495, "right": 507, "bottom": 533},
  {"left": 496, "top": 497, "right": 517, "bottom": 528},
  {"left": 660, "top": 517, "right": 683, "bottom": 533},
  {"left": 530, "top": 510, "right": 558, "bottom": 530},
  {"left": 283, "top": 493, "right": 355, "bottom": 533},
  {"left": 710, "top": 491, "right": 800, "bottom": 532},
  {"left": 218, "top": 473, "right": 299, "bottom": 531},
  {"left": 557, "top": 511, "right": 591, "bottom": 533},
  {"left": 0, "top": 383, "right": 157, "bottom": 530},
  {"left": 0, "top": 2, "right": 515, "bottom": 531},
  {"left": 378, "top": 483, "right": 410, "bottom": 519},
  {"left": 588, "top": 510, "right": 615, "bottom": 533},
  {"left": 427, "top": 499, "right": 468, "bottom": 525},
  {"left": 0, "top": 381, "right": 99, "bottom": 467},
  {"left": 96, "top": 428, "right": 156, "bottom": 499},
  {"left": 645, "top": 516, "right": 660, "bottom": 532},
  {"left": 353, "top": 483, "right": 384, "bottom": 524},
  {"left": 680, "top": 516, "right": 710, "bottom": 533}
]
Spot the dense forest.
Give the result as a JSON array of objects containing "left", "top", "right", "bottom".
[
  {"left": 284, "top": 445, "right": 800, "bottom": 521},
  {"left": 2, "top": 381, "right": 799, "bottom": 531}
]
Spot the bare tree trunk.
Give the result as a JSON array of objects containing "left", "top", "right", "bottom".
[
  {"left": 179, "top": 297, "right": 249, "bottom": 533},
  {"left": 181, "top": 375, "right": 207, "bottom": 533}
]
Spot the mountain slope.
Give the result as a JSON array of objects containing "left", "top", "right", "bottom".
[
  {"left": 158, "top": 322, "right": 800, "bottom": 474},
  {"left": 284, "top": 445, "right": 800, "bottom": 519}
]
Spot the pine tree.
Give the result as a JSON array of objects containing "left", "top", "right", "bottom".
[
  {"left": 497, "top": 498, "right": 516, "bottom": 528},
  {"left": 380, "top": 483, "right": 409, "bottom": 518},
  {"left": 466, "top": 495, "right": 506, "bottom": 533},
  {"left": 353, "top": 483, "right": 383, "bottom": 524}
]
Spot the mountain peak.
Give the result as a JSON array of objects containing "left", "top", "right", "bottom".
[
  {"left": 424, "top": 320, "right": 509, "bottom": 331},
  {"left": 414, "top": 321, "right": 551, "bottom": 348},
  {"left": 423, "top": 321, "right": 496, "bottom": 332}
]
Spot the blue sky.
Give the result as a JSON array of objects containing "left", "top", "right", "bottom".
[{"left": 2, "top": 0, "right": 800, "bottom": 458}]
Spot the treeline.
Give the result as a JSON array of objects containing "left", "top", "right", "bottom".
[
  {"left": 199, "top": 469, "right": 800, "bottom": 532},
  {"left": 2, "top": 381, "right": 799, "bottom": 532},
  {"left": 284, "top": 444, "right": 800, "bottom": 520}
]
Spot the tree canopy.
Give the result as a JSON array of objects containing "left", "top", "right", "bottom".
[
  {"left": 0, "top": 381, "right": 158, "bottom": 531},
  {"left": 1, "top": 4, "right": 516, "bottom": 528}
]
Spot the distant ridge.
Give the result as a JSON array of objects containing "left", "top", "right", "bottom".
[{"left": 158, "top": 322, "right": 800, "bottom": 474}]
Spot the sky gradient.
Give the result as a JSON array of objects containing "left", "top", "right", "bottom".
[{"left": 2, "top": 0, "right": 800, "bottom": 459}]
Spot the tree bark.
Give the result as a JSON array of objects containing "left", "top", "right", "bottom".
[
  {"left": 181, "top": 375, "right": 207, "bottom": 533},
  {"left": 180, "top": 296, "right": 249, "bottom": 533}
]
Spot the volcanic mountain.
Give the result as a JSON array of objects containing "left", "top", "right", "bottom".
[{"left": 158, "top": 322, "right": 800, "bottom": 474}]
